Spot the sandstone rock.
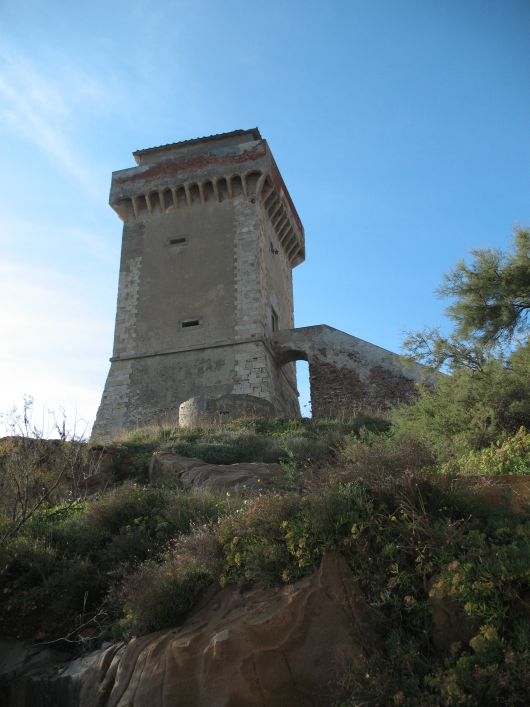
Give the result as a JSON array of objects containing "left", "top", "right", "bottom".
[
  {"left": 149, "top": 452, "right": 284, "bottom": 493},
  {"left": 179, "top": 461, "right": 284, "bottom": 493},
  {"left": 2, "top": 557, "right": 378, "bottom": 706},
  {"left": 429, "top": 591, "right": 477, "bottom": 650},
  {"left": 149, "top": 451, "right": 208, "bottom": 485},
  {"left": 77, "top": 553, "right": 375, "bottom": 707}
]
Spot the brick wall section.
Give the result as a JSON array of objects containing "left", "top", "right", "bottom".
[
  {"left": 310, "top": 360, "right": 416, "bottom": 417},
  {"left": 272, "top": 325, "right": 427, "bottom": 418},
  {"left": 368, "top": 365, "right": 417, "bottom": 409},
  {"left": 309, "top": 361, "right": 366, "bottom": 417}
]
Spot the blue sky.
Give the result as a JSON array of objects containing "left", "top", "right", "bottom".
[{"left": 1, "top": 0, "right": 529, "bottom": 430}]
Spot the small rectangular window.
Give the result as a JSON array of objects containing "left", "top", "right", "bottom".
[
  {"left": 181, "top": 319, "right": 200, "bottom": 328},
  {"left": 168, "top": 236, "right": 188, "bottom": 246},
  {"left": 271, "top": 307, "right": 279, "bottom": 332}
]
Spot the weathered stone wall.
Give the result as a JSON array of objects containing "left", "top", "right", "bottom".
[
  {"left": 92, "top": 129, "right": 427, "bottom": 442},
  {"left": 179, "top": 393, "right": 275, "bottom": 428},
  {"left": 259, "top": 199, "right": 297, "bottom": 390},
  {"left": 272, "top": 325, "right": 426, "bottom": 418},
  {"left": 92, "top": 130, "right": 304, "bottom": 442},
  {"left": 309, "top": 361, "right": 367, "bottom": 417},
  {"left": 309, "top": 360, "right": 416, "bottom": 417}
]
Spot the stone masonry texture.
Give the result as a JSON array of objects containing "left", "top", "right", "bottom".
[
  {"left": 272, "top": 325, "right": 426, "bottom": 418},
  {"left": 92, "top": 129, "right": 425, "bottom": 441},
  {"left": 92, "top": 130, "right": 303, "bottom": 441}
]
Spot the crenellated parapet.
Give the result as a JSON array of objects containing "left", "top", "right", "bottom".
[{"left": 109, "top": 129, "right": 305, "bottom": 267}]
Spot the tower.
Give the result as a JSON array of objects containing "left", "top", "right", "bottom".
[{"left": 92, "top": 129, "right": 305, "bottom": 441}]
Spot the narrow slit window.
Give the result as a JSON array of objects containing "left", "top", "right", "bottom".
[
  {"left": 181, "top": 319, "right": 200, "bottom": 328},
  {"left": 168, "top": 236, "right": 188, "bottom": 246},
  {"left": 271, "top": 307, "right": 279, "bottom": 333}
]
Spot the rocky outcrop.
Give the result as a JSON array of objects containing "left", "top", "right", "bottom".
[
  {"left": 0, "top": 639, "right": 80, "bottom": 706},
  {"left": 149, "top": 452, "right": 284, "bottom": 494},
  {"left": 428, "top": 589, "right": 477, "bottom": 650},
  {"left": 149, "top": 452, "right": 208, "bottom": 484},
  {"left": 2, "top": 554, "right": 378, "bottom": 707}
]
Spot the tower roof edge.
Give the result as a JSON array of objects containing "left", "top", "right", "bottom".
[{"left": 133, "top": 128, "right": 262, "bottom": 165}]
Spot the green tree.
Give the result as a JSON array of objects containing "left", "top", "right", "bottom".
[
  {"left": 404, "top": 228, "right": 530, "bottom": 371},
  {"left": 392, "top": 344, "right": 530, "bottom": 459},
  {"left": 395, "top": 228, "right": 530, "bottom": 459},
  {"left": 441, "top": 227, "right": 530, "bottom": 345}
]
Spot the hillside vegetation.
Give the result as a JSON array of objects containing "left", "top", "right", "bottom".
[
  {"left": 0, "top": 407, "right": 529, "bottom": 705},
  {"left": 0, "top": 231, "right": 529, "bottom": 705}
]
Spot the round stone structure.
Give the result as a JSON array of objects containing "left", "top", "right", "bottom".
[{"left": 179, "top": 394, "right": 276, "bottom": 428}]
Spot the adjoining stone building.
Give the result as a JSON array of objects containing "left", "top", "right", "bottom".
[{"left": 92, "top": 129, "right": 423, "bottom": 441}]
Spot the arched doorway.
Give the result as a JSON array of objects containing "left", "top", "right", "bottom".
[
  {"left": 275, "top": 348, "right": 310, "bottom": 418},
  {"left": 296, "top": 360, "right": 311, "bottom": 417}
]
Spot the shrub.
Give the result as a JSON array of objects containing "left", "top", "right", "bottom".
[
  {"left": 1, "top": 410, "right": 528, "bottom": 705},
  {"left": 0, "top": 400, "right": 102, "bottom": 542},
  {"left": 218, "top": 494, "right": 304, "bottom": 586},
  {"left": 117, "top": 561, "right": 214, "bottom": 636},
  {"left": 51, "top": 483, "right": 223, "bottom": 561},
  {"left": 215, "top": 476, "right": 530, "bottom": 705},
  {"left": 442, "top": 427, "right": 530, "bottom": 477},
  {"left": 0, "top": 535, "right": 109, "bottom": 638},
  {"left": 0, "top": 484, "right": 226, "bottom": 641},
  {"left": 422, "top": 519, "right": 530, "bottom": 705},
  {"left": 338, "top": 430, "right": 435, "bottom": 487},
  {"left": 392, "top": 344, "right": 530, "bottom": 462},
  {"left": 116, "top": 524, "right": 220, "bottom": 636}
]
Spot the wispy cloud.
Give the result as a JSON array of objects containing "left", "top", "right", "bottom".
[{"left": 0, "top": 39, "right": 112, "bottom": 203}]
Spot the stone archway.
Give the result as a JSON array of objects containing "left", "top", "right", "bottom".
[
  {"left": 272, "top": 325, "right": 424, "bottom": 418},
  {"left": 275, "top": 348, "right": 311, "bottom": 417}
]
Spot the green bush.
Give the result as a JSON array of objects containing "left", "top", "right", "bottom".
[
  {"left": 1, "top": 411, "right": 528, "bottom": 704},
  {"left": 116, "top": 524, "right": 220, "bottom": 636},
  {"left": 218, "top": 494, "right": 304, "bottom": 586},
  {"left": 339, "top": 430, "right": 435, "bottom": 486},
  {"left": 51, "top": 483, "right": 223, "bottom": 560},
  {"left": 422, "top": 519, "right": 530, "bottom": 706},
  {"left": 215, "top": 478, "right": 530, "bottom": 705},
  {"left": 118, "top": 563, "right": 214, "bottom": 636},
  {"left": 442, "top": 427, "right": 530, "bottom": 477},
  {"left": 0, "top": 484, "right": 226, "bottom": 640},
  {"left": 392, "top": 343, "right": 530, "bottom": 462}
]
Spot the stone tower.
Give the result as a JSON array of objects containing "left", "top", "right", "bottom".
[{"left": 92, "top": 129, "right": 304, "bottom": 440}]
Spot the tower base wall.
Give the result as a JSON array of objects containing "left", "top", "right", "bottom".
[{"left": 91, "top": 339, "right": 299, "bottom": 442}]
